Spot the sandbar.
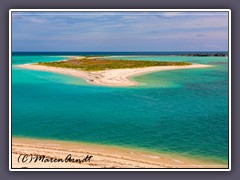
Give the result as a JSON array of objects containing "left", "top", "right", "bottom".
[{"left": 16, "top": 63, "right": 212, "bottom": 87}]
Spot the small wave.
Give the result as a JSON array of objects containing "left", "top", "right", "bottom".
[{"left": 142, "top": 154, "right": 160, "bottom": 159}]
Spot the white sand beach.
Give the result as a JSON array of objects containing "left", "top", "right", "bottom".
[
  {"left": 12, "top": 137, "right": 226, "bottom": 169},
  {"left": 16, "top": 63, "right": 212, "bottom": 87}
]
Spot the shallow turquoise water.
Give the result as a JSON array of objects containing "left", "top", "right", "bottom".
[{"left": 12, "top": 55, "right": 229, "bottom": 163}]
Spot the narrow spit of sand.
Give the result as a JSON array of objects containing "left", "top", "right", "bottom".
[
  {"left": 16, "top": 63, "right": 212, "bottom": 87},
  {"left": 12, "top": 137, "right": 227, "bottom": 169}
]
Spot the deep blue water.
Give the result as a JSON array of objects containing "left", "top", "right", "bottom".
[
  {"left": 12, "top": 53, "right": 229, "bottom": 164},
  {"left": 12, "top": 51, "right": 228, "bottom": 56}
]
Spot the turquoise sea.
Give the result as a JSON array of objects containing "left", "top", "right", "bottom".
[{"left": 12, "top": 53, "right": 229, "bottom": 164}]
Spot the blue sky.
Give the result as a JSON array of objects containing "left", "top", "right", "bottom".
[{"left": 12, "top": 11, "right": 229, "bottom": 52}]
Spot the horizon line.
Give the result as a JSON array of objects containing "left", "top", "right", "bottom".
[{"left": 12, "top": 51, "right": 228, "bottom": 53}]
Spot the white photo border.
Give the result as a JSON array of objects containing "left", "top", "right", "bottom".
[{"left": 9, "top": 9, "right": 231, "bottom": 171}]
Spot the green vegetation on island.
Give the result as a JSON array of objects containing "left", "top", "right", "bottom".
[{"left": 38, "top": 57, "right": 192, "bottom": 71}]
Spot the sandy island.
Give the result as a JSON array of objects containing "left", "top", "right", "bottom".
[
  {"left": 16, "top": 63, "right": 212, "bottom": 87},
  {"left": 12, "top": 137, "right": 227, "bottom": 169}
]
